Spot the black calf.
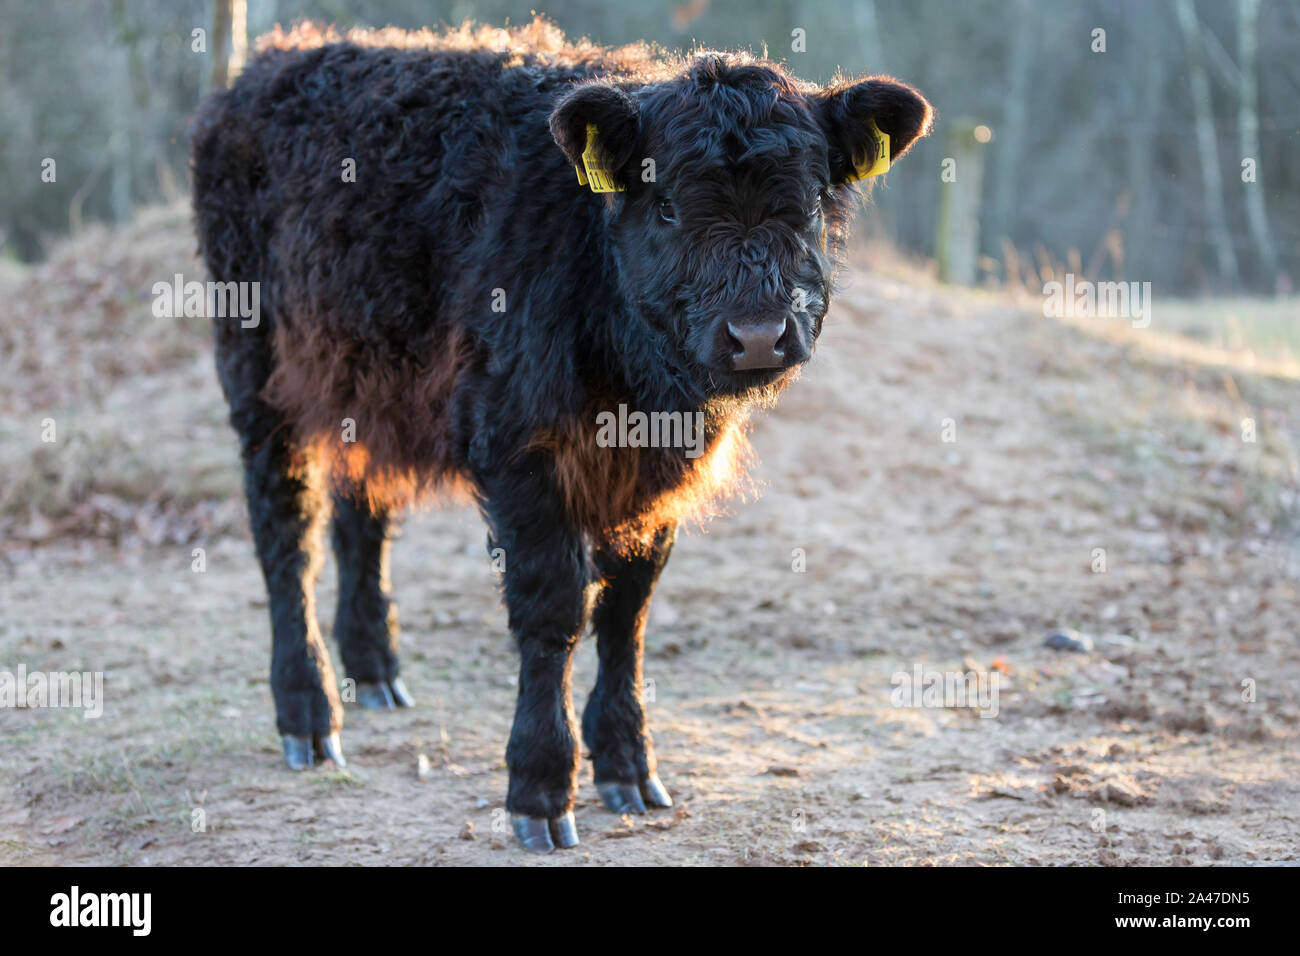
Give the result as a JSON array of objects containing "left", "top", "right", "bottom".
[{"left": 190, "top": 19, "right": 931, "bottom": 852}]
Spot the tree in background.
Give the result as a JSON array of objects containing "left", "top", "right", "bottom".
[
  {"left": 1, "top": 0, "right": 1296, "bottom": 296},
  {"left": 207, "top": 0, "right": 248, "bottom": 92}
]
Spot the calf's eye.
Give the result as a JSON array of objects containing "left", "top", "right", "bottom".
[{"left": 656, "top": 198, "right": 677, "bottom": 224}]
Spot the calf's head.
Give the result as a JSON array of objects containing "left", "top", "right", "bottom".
[{"left": 551, "top": 54, "right": 931, "bottom": 398}]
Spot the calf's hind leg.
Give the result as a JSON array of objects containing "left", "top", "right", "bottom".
[
  {"left": 584, "top": 526, "right": 676, "bottom": 814},
  {"left": 330, "top": 492, "right": 414, "bottom": 710},
  {"left": 238, "top": 430, "right": 346, "bottom": 770}
]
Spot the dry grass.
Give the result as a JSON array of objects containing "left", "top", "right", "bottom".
[{"left": 0, "top": 204, "right": 241, "bottom": 546}]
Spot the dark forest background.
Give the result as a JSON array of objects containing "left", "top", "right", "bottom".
[{"left": 2, "top": 0, "right": 1297, "bottom": 295}]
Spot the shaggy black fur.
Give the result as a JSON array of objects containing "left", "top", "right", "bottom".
[{"left": 189, "top": 19, "right": 931, "bottom": 851}]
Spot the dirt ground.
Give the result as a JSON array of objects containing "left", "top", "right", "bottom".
[{"left": 1, "top": 207, "right": 1298, "bottom": 866}]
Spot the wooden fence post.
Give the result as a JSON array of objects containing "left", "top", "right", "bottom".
[{"left": 936, "top": 119, "right": 989, "bottom": 286}]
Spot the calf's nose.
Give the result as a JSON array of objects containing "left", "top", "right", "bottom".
[{"left": 726, "top": 317, "right": 788, "bottom": 371}]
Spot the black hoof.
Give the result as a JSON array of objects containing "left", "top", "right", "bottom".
[
  {"left": 552, "top": 811, "right": 579, "bottom": 848},
  {"left": 598, "top": 781, "right": 647, "bottom": 815},
  {"left": 281, "top": 732, "right": 347, "bottom": 770},
  {"left": 597, "top": 775, "right": 672, "bottom": 814},
  {"left": 642, "top": 774, "right": 673, "bottom": 808},
  {"left": 388, "top": 677, "right": 416, "bottom": 708},
  {"left": 316, "top": 731, "right": 347, "bottom": 767},
  {"left": 282, "top": 734, "right": 313, "bottom": 771},
  {"left": 512, "top": 812, "right": 579, "bottom": 853},
  {"left": 355, "top": 682, "right": 394, "bottom": 709},
  {"left": 355, "top": 678, "right": 416, "bottom": 710}
]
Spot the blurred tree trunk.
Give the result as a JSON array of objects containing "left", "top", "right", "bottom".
[
  {"left": 1124, "top": 4, "right": 1164, "bottom": 283},
  {"left": 230, "top": 0, "right": 248, "bottom": 76},
  {"left": 1236, "top": 0, "right": 1278, "bottom": 288},
  {"left": 209, "top": 0, "right": 230, "bottom": 91},
  {"left": 209, "top": 0, "right": 248, "bottom": 92},
  {"left": 987, "top": 0, "right": 1032, "bottom": 264},
  {"left": 108, "top": 0, "right": 146, "bottom": 226},
  {"left": 937, "top": 120, "right": 987, "bottom": 286},
  {"left": 1174, "top": 0, "right": 1239, "bottom": 288}
]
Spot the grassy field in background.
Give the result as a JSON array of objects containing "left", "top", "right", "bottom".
[{"left": 1157, "top": 297, "right": 1300, "bottom": 367}]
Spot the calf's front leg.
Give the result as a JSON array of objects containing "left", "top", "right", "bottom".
[
  {"left": 481, "top": 462, "right": 594, "bottom": 853},
  {"left": 585, "top": 525, "right": 676, "bottom": 814}
]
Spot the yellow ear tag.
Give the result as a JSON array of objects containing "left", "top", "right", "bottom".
[
  {"left": 847, "top": 120, "right": 890, "bottom": 182},
  {"left": 579, "top": 123, "right": 626, "bottom": 193}
]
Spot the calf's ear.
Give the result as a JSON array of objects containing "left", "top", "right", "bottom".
[
  {"left": 815, "top": 77, "right": 933, "bottom": 184},
  {"left": 550, "top": 82, "right": 640, "bottom": 190}
]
